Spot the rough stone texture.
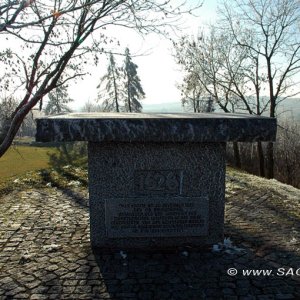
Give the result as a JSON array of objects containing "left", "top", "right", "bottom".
[
  {"left": 36, "top": 112, "right": 277, "bottom": 143},
  {"left": 88, "top": 142, "right": 226, "bottom": 249},
  {"left": 35, "top": 113, "right": 277, "bottom": 250},
  {"left": 1, "top": 169, "right": 300, "bottom": 299}
]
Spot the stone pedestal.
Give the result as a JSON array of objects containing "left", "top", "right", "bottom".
[
  {"left": 36, "top": 113, "right": 277, "bottom": 250},
  {"left": 88, "top": 142, "right": 225, "bottom": 249}
]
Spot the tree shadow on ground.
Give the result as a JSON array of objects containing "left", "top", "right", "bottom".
[
  {"left": 37, "top": 173, "right": 300, "bottom": 299},
  {"left": 40, "top": 169, "right": 89, "bottom": 210},
  {"left": 1, "top": 184, "right": 300, "bottom": 299}
]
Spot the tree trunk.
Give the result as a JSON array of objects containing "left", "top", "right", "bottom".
[
  {"left": 266, "top": 142, "right": 274, "bottom": 179},
  {"left": 112, "top": 70, "right": 119, "bottom": 113},
  {"left": 257, "top": 141, "right": 265, "bottom": 177},
  {"left": 127, "top": 78, "right": 132, "bottom": 112},
  {"left": 266, "top": 104, "right": 275, "bottom": 179},
  {"left": 266, "top": 57, "right": 275, "bottom": 178},
  {"left": 0, "top": 105, "right": 32, "bottom": 157},
  {"left": 115, "top": 96, "right": 119, "bottom": 113},
  {"left": 285, "top": 153, "right": 293, "bottom": 185},
  {"left": 233, "top": 142, "right": 241, "bottom": 168}
]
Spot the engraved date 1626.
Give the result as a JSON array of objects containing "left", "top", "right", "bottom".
[{"left": 134, "top": 170, "right": 183, "bottom": 195}]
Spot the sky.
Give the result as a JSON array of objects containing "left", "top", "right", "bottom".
[
  {"left": 68, "top": 0, "right": 219, "bottom": 110},
  {"left": 2, "top": 0, "right": 299, "bottom": 115}
]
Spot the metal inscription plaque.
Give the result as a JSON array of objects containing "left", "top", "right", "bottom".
[
  {"left": 105, "top": 197, "right": 209, "bottom": 238},
  {"left": 134, "top": 170, "right": 183, "bottom": 195}
]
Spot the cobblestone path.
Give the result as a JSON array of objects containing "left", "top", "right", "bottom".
[{"left": 0, "top": 170, "right": 300, "bottom": 299}]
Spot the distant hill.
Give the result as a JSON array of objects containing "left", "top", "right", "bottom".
[
  {"left": 143, "top": 102, "right": 185, "bottom": 113},
  {"left": 143, "top": 98, "right": 300, "bottom": 122}
]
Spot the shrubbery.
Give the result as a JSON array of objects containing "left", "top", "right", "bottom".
[{"left": 227, "top": 119, "right": 300, "bottom": 188}]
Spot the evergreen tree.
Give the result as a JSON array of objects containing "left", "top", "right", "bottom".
[
  {"left": 45, "top": 85, "right": 73, "bottom": 115},
  {"left": 97, "top": 52, "right": 122, "bottom": 112},
  {"left": 123, "top": 48, "right": 145, "bottom": 112}
]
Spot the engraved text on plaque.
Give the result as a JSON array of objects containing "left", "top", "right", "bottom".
[{"left": 105, "top": 197, "right": 209, "bottom": 237}]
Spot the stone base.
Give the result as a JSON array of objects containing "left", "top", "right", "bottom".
[{"left": 88, "top": 142, "right": 226, "bottom": 250}]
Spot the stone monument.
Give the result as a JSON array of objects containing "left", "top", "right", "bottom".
[{"left": 36, "top": 113, "right": 276, "bottom": 250}]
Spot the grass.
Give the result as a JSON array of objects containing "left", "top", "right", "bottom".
[
  {"left": 0, "top": 165, "right": 88, "bottom": 197},
  {"left": 0, "top": 145, "right": 57, "bottom": 183},
  {"left": 0, "top": 144, "right": 88, "bottom": 197}
]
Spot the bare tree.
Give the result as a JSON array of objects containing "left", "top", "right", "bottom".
[
  {"left": 175, "top": 0, "right": 300, "bottom": 178},
  {"left": 219, "top": 0, "right": 300, "bottom": 178},
  {"left": 218, "top": 30, "right": 270, "bottom": 176},
  {"left": 173, "top": 29, "right": 248, "bottom": 167},
  {"left": 0, "top": 0, "right": 98, "bottom": 32},
  {"left": 178, "top": 71, "right": 204, "bottom": 112},
  {"left": 174, "top": 29, "right": 242, "bottom": 113},
  {"left": 0, "top": 0, "right": 202, "bottom": 157}
]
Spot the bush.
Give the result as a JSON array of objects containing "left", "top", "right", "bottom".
[
  {"left": 226, "top": 118, "right": 300, "bottom": 188},
  {"left": 48, "top": 142, "right": 88, "bottom": 170}
]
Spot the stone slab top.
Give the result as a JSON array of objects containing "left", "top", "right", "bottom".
[{"left": 36, "top": 112, "right": 277, "bottom": 143}]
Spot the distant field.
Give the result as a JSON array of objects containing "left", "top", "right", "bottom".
[{"left": 0, "top": 145, "right": 56, "bottom": 183}]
